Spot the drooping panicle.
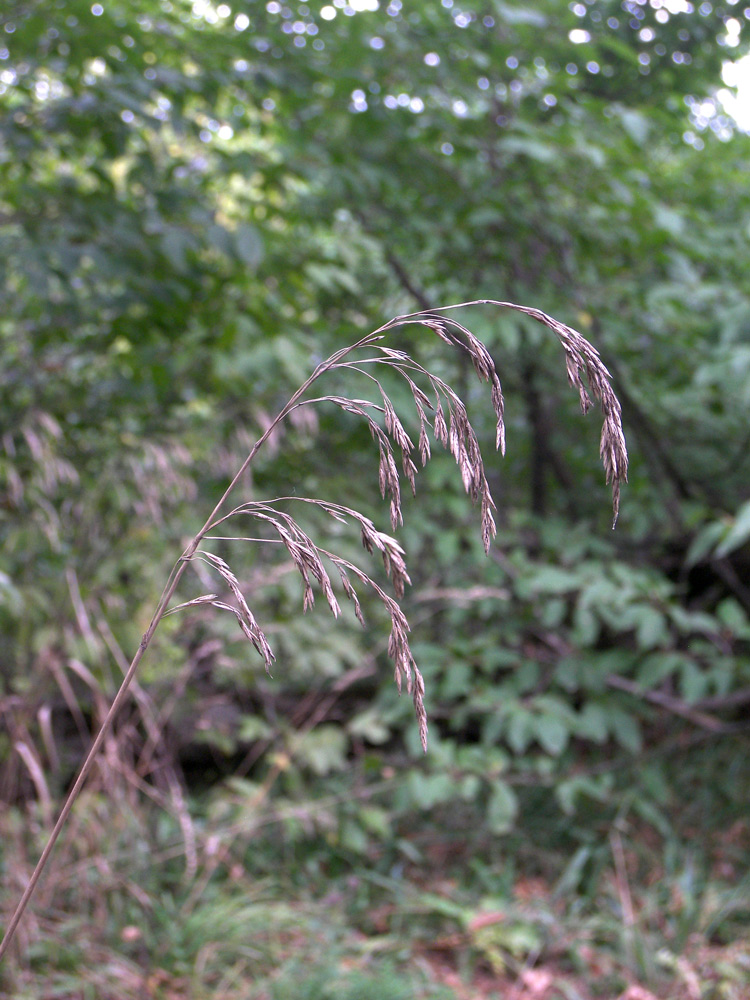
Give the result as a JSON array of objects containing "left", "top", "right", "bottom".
[{"left": 175, "top": 298, "right": 626, "bottom": 754}]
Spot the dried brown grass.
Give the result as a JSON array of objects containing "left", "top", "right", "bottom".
[{"left": 0, "top": 299, "right": 627, "bottom": 961}]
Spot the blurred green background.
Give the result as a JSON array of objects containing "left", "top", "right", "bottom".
[{"left": 2, "top": 0, "right": 750, "bottom": 996}]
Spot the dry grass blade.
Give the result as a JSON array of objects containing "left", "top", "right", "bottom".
[{"left": 14, "top": 742, "right": 53, "bottom": 828}]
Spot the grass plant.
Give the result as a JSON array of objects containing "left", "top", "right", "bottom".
[
  {"left": 2, "top": 765, "right": 749, "bottom": 999},
  {"left": 0, "top": 300, "right": 627, "bottom": 964}
]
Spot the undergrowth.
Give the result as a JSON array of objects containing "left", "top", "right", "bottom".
[{"left": 1, "top": 736, "right": 748, "bottom": 999}]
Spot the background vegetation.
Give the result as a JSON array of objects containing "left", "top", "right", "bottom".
[{"left": 2, "top": 0, "right": 750, "bottom": 996}]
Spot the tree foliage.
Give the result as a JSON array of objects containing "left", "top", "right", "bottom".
[{"left": 2, "top": 0, "right": 750, "bottom": 865}]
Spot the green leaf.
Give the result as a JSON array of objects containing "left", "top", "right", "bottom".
[
  {"left": 556, "top": 775, "right": 612, "bottom": 816},
  {"left": 618, "top": 109, "right": 652, "bottom": 146},
  {"left": 418, "top": 893, "right": 470, "bottom": 923},
  {"left": 533, "top": 714, "right": 570, "bottom": 756},
  {"left": 555, "top": 657, "right": 581, "bottom": 693},
  {"left": 637, "top": 652, "right": 689, "bottom": 688},
  {"left": 0, "top": 572, "right": 24, "bottom": 616},
  {"left": 234, "top": 224, "right": 264, "bottom": 269},
  {"left": 498, "top": 137, "right": 557, "bottom": 164},
  {"left": 494, "top": 2, "right": 547, "bottom": 26},
  {"left": 716, "top": 598, "right": 750, "bottom": 638},
  {"left": 680, "top": 661, "right": 708, "bottom": 703},
  {"left": 540, "top": 597, "right": 567, "bottom": 628},
  {"left": 358, "top": 806, "right": 391, "bottom": 838},
  {"left": 238, "top": 716, "right": 273, "bottom": 742},
  {"left": 609, "top": 709, "right": 643, "bottom": 754},
  {"left": 631, "top": 796, "right": 672, "bottom": 837},
  {"left": 572, "top": 604, "right": 600, "bottom": 645},
  {"left": 487, "top": 781, "right": 518, "bottom": 834},
  {"left": 348, "top": 709, "right": 390, "bottom": 745},
  {"left": 506, "top": 707, "right": 533, "bottom": 754},
  {"left": 575, "top": 702, "right": 609, "bottom": 743},
  {"left": 554, "top": 845, "right": 594, "bottom": 892},
  {"left": 293, "top": 726, "right": 348, "bottom": 776},
  {"left": 458, "top": 774, "right": 481, "bottom": 800},
  {"left": 339, "top": 819, "right": 369, "bottom": 854},
  {"left": 161, "top": 228, "right": 191, "bottom": 271},
  {"left": 406, "top": 772, "right": 455, "bottom": 809},
  {"left": 526, "top": 566, "right": 583, "bottom": 594},
  {"left": 715, "top": 501, "right": 750, "bottom": 558},
  {"left": 633, "top": 606, "right": 668, "bottom": 649},
  {"left": 653, "top": 203, "right": 685, "bottom": 237}
]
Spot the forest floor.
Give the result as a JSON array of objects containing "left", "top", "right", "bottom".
[{"left": 1, "top": 781, "right": 749, "bottom": 1000}]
